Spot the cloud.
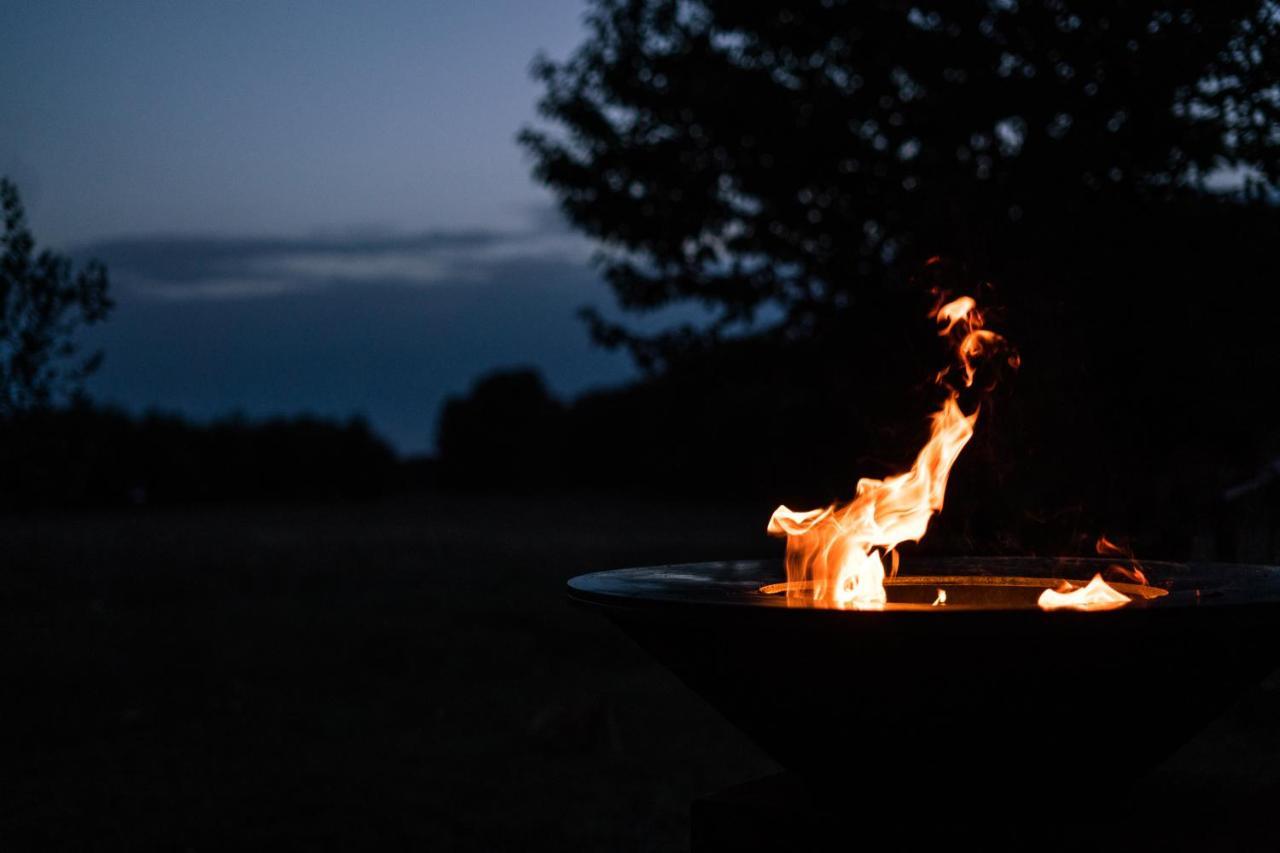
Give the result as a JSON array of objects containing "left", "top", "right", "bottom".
[
  {"left": 70, "top": 210, "right": 717, "bottom": 454},
  {"left": 70, "top": 213, "right": 646, "bottom": 454},
  {"left": 78, "top": 218, "right": 594, "bottom": 301}
]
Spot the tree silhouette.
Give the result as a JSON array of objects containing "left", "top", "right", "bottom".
[
  {"left": 522, "top": 1, "right": 1279, "bottom": 365},
  {"left": 0, "top": 177, "right": 113, "bottom": 414},
  {"left": 436, "top": 369, "right": 566, "bottom": 489},
  {"left": 508, "top": 1, "right": 1280, "bottom": 553}
]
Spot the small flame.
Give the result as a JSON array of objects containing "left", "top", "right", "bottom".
[
  {"left": 932, "top": 589, "right": 947, "bottom": 606},
  {"left": 767, "top": 293, "right": 1014, "bottom": 609},
  {"left": 1096, "top": 535, "right": 1149, "bottom": 586},
  {"left": 1037, "top": 574, "right": 1131, "bottom": 611}
]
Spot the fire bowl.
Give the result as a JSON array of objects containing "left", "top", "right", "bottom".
[{"left": 568, "top": 557, "right": 1280, "bottom": 805}]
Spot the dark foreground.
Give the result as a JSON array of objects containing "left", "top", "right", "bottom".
[
  {"left": 5, "top": 495, "right": 1280, "bottom": 851},
  {"left": 1, "top": 494, "right": 777, "bottom": 851}
]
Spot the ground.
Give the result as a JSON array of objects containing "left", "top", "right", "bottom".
[
  {"left": 7, "top": 494, "right": 1280, "bottom": 851},
  {"left": 1, "top": 494, "right": 778, "bottom": 851}
]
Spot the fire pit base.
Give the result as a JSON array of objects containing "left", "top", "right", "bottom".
[
  {"left": 571, "top": 558, "right": 1280, "bottom": 805},
  {"left": 693, "top": 665, "right": 1280, "bottom": 853},
  {"left": 692, "top": 766, "right": 1280, "bottom": 852},
  {"left": 695, "top": 771, "right": 1098, "bottom": 851},
  {"left": 693, "top": 773, "right": 1014, "bottom": 851}
]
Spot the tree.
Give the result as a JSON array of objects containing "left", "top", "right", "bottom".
[
  {"left": 436, "top": 369, "right": 566, "bottom": 488},
  {"left": 518, "top": 2, "right": 1280, "bottom": 554},
  {"left": 0, "top": 177, "right": 113, "bottom": 414},
  {"left": 521, "top": 1, "right": 1280, "bottom": 366}
]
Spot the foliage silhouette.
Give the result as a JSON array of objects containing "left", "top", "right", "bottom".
[
  {"left": 0, "top": 406, "right": 399, "bottom": 509},
  {"left": 0, "top": 177, "right": 113, "bottom": 413},
  {"left": 523, "top": 1, "right": 1278, "bottom": 362},
  {"left": 502, "top": 1, "right": 1280, "bottom": 553},
  {"left": 436, "top": 369, "right": 565, "bottom": 489}
]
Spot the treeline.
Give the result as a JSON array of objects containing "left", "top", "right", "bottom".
[
  {"left": 435, "top": 352, "right": 869, "bottom": 502},
  {"left": 0, "top": 405, "right": 400, "bottom": 509},
  {"left": 436, "top": 198, "right": 1280, "bottom": 558}
]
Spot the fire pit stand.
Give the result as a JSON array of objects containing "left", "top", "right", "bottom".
[
  {"left": 690, "top": 754, "right": 1280, "bottom": 851},
  {"left": 569, "top": 557, "right": 1280, "bottom": 849}
]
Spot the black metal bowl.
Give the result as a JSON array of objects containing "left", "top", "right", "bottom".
[{"left": 568, "top": 557, "right": 1280, "bottom": 805}]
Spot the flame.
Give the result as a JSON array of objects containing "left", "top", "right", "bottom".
[
  {"left": 767, "top": 294, "right": 1012, "bottom": 609},
  {"left": 1037, "top": 574, "right": 1131, "bottom": 611},
  {"left": 1096, "top": 535, "right": 1150, "bottom": 586},
  {"left": 935, "top": 296, "right": 976, "bottom": 335},
  {"left": 932, "top": 589, "right": 947, "bottom": 606}
]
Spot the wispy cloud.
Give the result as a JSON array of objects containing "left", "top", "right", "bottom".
[
  {"left": 79, "top": 217, "right": 594, "bottom": 301},
  {"left": 77, "top": 224, "right": 632, "bottom": 454},
  {"left": 72, "top": 211, "right": 717, "bottom": 453}
]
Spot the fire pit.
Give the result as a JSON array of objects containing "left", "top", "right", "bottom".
[
  {"left": 569, "top": 293, "right": 1280, "bottom": 841},
  {"left": 568, "top": 557, "right": 1280, "bottom": 806}
]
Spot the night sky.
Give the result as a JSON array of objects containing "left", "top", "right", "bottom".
[{"left": 0, "top": 0, "right": 638, "bottom": 454}]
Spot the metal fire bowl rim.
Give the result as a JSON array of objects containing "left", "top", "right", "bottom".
[{"left": 566, "top": 556, "right": 1280, "bottom": 615}]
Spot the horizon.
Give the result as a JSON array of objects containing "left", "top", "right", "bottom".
[{"left": 0, "top": 0, "right": 638, "bottom": 454}]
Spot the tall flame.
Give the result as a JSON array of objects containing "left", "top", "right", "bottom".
[{"left": 767, "top": 295, "right": 1011, "bottom": 609}]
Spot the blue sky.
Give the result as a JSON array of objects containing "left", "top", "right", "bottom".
[{"left": 0, "top": 0, "right": 639, "bottom": 453}]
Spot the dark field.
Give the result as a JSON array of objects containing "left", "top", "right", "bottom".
[
  {"left": 8, "top": 495, "right": 1280, "bottom": 851},
  {"left": 2, "top": 495, "right": 778, "bottom": 851}
]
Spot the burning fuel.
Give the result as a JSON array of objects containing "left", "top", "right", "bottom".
[
  {"left": 1037, "top": 574, "right": 1131, "bottom": 611},
  {"left": 766, "top": 291, "right": 1135, "bottom": 611},
  {"left": 767, "top": 294, "right": 1012, "bottom": 609},
  {"left": 1097, "top": 535, "right": 1150, "bottom": 587}
]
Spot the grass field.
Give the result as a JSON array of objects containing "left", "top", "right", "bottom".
[
  {"left": 9, "top": 494, "right": 1280, "bottom": 850},
  {"left": 2, "top": 494, "right": 780, "bottom": 851}
]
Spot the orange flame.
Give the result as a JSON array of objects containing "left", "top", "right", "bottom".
[
  {"left": 767, "top": 294, "right": 1012, "bottom": 608},
  {"left": 1096, "top": 535, "right": 1150, "bottom": 586},
  {"left": 935, "top": 296, "right": 976, "bottom": 335},
  {"left": 1037, "top": 574, "right": 1131, "bottom": 611}
]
